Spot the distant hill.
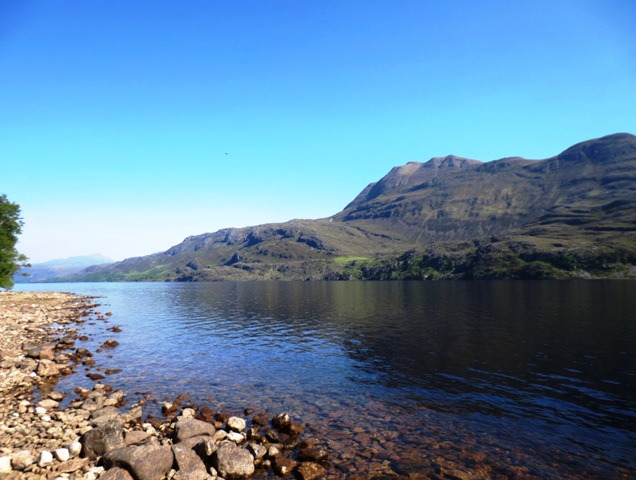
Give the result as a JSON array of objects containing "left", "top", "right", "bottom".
[
  {"left": 15, "top": 254, "right": 113, "bottom": 283},
  {"left": 63, "top": 133, "right": 636, "bottom": 281}
]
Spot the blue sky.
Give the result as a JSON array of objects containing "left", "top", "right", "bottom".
[{"left": 1, "top": 0, "right": 635, "bottom": 263}]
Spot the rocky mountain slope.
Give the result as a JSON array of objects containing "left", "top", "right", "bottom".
[{"left": 64, "top": 133, "right": 636, "bottom": 281}]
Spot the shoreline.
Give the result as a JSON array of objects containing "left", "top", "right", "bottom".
[{"left": 0, "top": 292, "right": 330, "bottom": 480}]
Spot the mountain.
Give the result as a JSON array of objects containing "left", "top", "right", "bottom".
[
  {"left": 64, "top": 133, "right": 636, "bottom": 281},
  {"left": 15, "top": 254, "right": 113, "bottom": 283}
]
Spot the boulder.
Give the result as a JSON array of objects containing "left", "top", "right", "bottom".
[
  {"left": 125, "top": 431, "right": 152, "bottom": 446},
  {"left": 213, "top": 442, "right": 255, "bottom": 479},
  {"left": 172, "top": 444, "right": 208, "bottom": 479},
  {"left": 174, "top": 417, "right": 216, "bottom": 443},
  {"left": 81, "top": 421, "right": 126, "bottom": 459},
  {"left": 100, "top": 467, "right": 135, "bottom": 480},
  {"left": 103, "top": 445, "right": 174, "bottom": 480},
  {"left": 296, "top": 462, "right": 327, "bottom": 480}
]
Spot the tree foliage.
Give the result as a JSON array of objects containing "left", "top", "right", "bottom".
[{"left": 0, "top": 194, "right": 29, "bottom": 289}]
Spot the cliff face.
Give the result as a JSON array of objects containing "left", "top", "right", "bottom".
[{"left": 63, "top": 133, "right": 636, "bottom": 281}]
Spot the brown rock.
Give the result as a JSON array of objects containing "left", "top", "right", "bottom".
[
  {"left": 296, "top": 462, "right": 327, "bottom": 480},
  {"left": 80, "top": 421, "right": 126, "bottom": 459},
  {"left": 297, "top": 447, "right": 329, "bottom": 463},
  {"left": 273, "top": 456, "right": 297, "bottom": 476},
  {"left": 100, "top": 467, "right": 135, "bottom": 480},
  {"left": 37, "top": 359, "right": 60, "bottom": 377}
]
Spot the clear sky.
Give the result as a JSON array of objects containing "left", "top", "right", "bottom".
[{"left": 1, "top": 0, "right": 635, "bottom": 263}]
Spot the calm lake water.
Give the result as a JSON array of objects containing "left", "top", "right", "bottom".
[{"left": 16, "top": 280, "right": 636, "bottom": 478}]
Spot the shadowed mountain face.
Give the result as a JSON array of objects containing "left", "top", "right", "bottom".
[{"left": 64, "top": 133, "right": 636, "bottom": 282}]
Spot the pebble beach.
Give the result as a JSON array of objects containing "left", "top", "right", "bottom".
[{"left": 0, "top": 292, "right": 331, "bottom": 480}]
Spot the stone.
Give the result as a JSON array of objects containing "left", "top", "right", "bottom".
[
  {"left": 54, "top": 448, "right": 70, "bottom": 462},
  {"left": 267, "top": 445, "right": 281, "bottom": 458},
  {"left": 247, "top": 442, "right": 267, "bottom": 459},
  {"left": 49, "top": 390, "right": 66, "bottom": 401},
  {"left": 0, "top": 456, "right": 12, "bottom": 473},
  {"left": 227, "top": 431, "right": 245, "bottom": 443},
  {"left": 174, "top": 417, "right": 216, "bottom": 443},
  {"left": 227, "top": 416, "right": 246, "bottom": 432},
  {"left": 252, "top": 412, "right": 269, "bottom": 427},
  {"left": 172, "top": 444, "right": 208, "bottom": 479},
  {"left": 273, "top": 456, "right": 297, "bottom": 476},
  {"left": 100, "top": 467, "right": 135, "bottom": 480},
  {"left": 11, "top": 450, "right": 35, "bottom": 470},
  {"left": 297, "top": 447, "right": 329, "bottom": 463},
  {"left": 296, "top": 462, "right": 327, "bottom": 480},
  {"left": 101, "top": 339, "right": 120, "bottom": 348},
  {"left": 125, "top": 430, "right": 151, "bottom": 446},
  {"left": 181, "top": 407, "right": 196, "bottom": 418},
  {"left": 38, "top": 450, "right": 54, "bottom": 467},
  {"left": 213, "top": 442, "right": 255, "bottom": 479},
  {"left": 80, "top": 421, "right": 126, "bottom": 459},
  {"left": 91, "top": 406, "right": 121, "bottom": 419},
  {"left": 103, "top": 444, "right": 174, "bottom": 480},
  {"left": 68, "top": 441, "right": 82, "bottom": 457},
  {"left": 37, "top": 359, "right": 60, "bottom": 377},
  {"left": 55, "top": 457, "right": 89, "bottom": 473},
  {"left": 37, "top": 398, "right": 60, "bottom": 410},
  {"left": 272, "top": 412, "right": 291, "bottom": 430},
  {"left": 82, "top": 392, "right": 106, "bottom": 412},
  {"left": 40, "top": 345, "right": 56, "bottom": 360}
]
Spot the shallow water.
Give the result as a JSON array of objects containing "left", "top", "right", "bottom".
[{"left": 17, "top": 280, "right": 636, "bottom": 478}]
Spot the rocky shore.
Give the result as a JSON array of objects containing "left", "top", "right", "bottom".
[{"left": 0, "top": 292, "right": 330, "bottom": 480}]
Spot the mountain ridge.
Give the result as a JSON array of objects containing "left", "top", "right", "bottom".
[{"left": 61, "top": 133, "right": 636, "bottom": 282}]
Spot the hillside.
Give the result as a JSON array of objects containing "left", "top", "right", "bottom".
[
  {"left": 63, "top": 133, "right": 636, "bottom": 282},
  {"left": 15, "top": 254, "right": 113, "bottom": 283}
]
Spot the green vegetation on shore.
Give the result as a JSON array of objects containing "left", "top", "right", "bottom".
[{"left": 0, "top": 194, "right": 29, "bottom": 289}]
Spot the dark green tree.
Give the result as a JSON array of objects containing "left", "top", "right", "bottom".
[{"left": 0, "top": 194, "right": 29, "bottom": 289}]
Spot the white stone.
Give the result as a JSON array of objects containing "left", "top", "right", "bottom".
[
  {"left": 227, "top": 416, "right": 246, "bottom": 432},
  {"left": 227, "top": 431, "right": 245, "bottom": 443},
  {"left": 68, "top": 441, "right": 82, "bottom": 457},
  {"left": 181, "top": 407, "right": 196, "bottom": 418},
  {"left": 54, "top": 448, "right": 70, "bottom": 462},
  {"left": 0, "top": 456, "right": 12, "bottom": 473},
  {"left": 34, "top": 406, "right": 47, "bottom": 416},
  {"left": 38, "top": 450, "right": 53, "bottom": 467}
]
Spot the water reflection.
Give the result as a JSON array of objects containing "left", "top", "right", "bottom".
[{"left": 16, "top": 280, "right": 636, "bottom": 478}]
